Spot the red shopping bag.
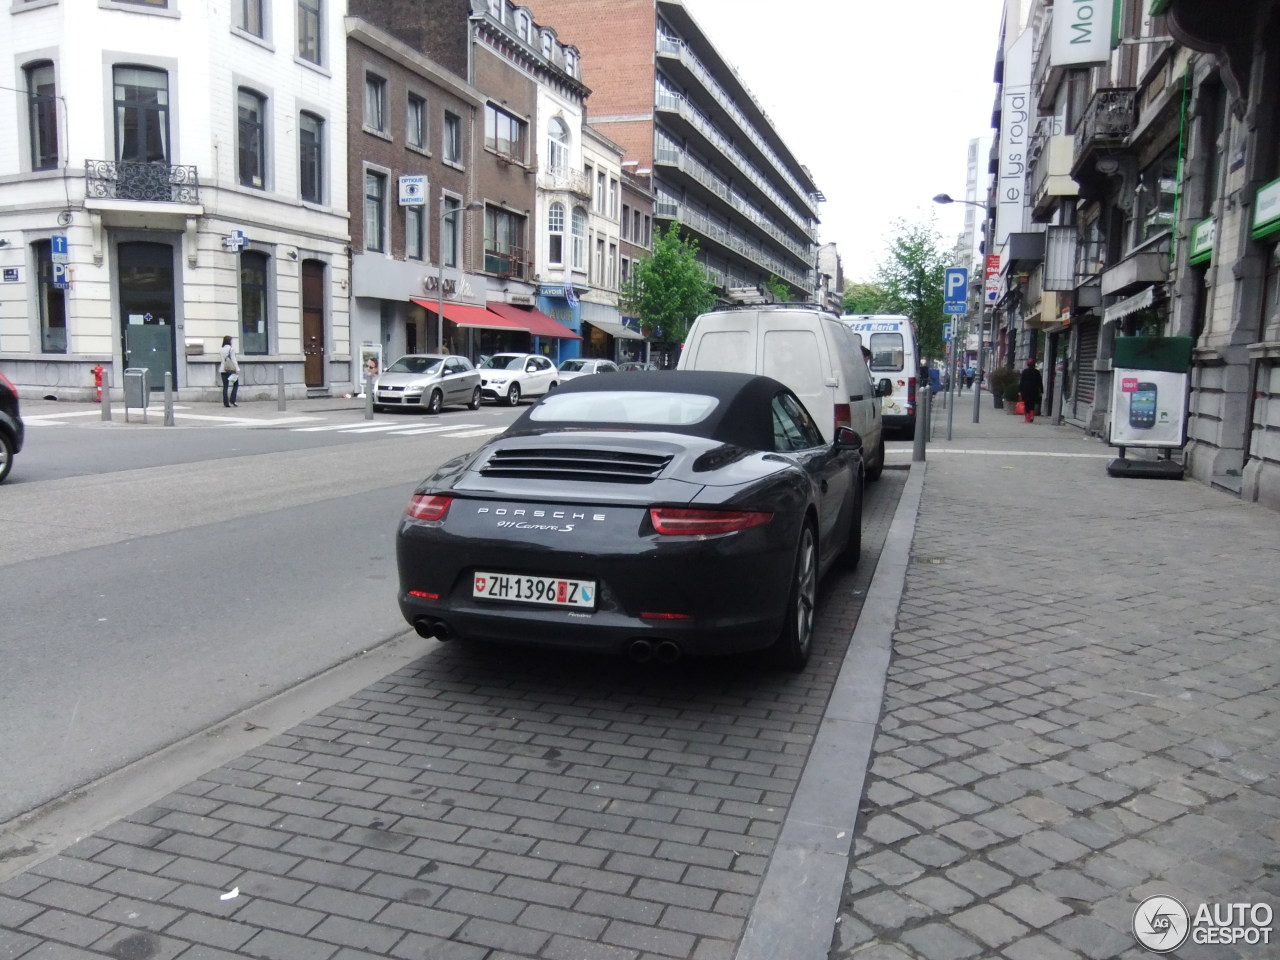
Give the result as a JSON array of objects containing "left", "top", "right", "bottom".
[{"left": 1014, "top": 399, "right": 1026, "bottom": 414}]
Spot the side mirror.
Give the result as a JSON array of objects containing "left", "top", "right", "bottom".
[
  {"left": 877, "top": 378, "right": 893, "bottom": 397},
  {"left": 834, "top": 425, "right": 863, "bottom": 452}
]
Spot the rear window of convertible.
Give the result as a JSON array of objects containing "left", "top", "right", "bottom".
[{"left": 529, "top": 390, "right": 719, "bottom": 426}]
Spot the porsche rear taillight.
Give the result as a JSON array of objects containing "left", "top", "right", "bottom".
[
  {"left": 649, "top": 507, "right": 772, "bottom": 536},
  {"left": 406, "top": 494, "right": 452, "bottom": 521}
]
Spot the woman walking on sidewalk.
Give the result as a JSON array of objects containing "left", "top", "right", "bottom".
[
  {"left": 1019, "top": 356, "right": 1043, "bottom": 423},
  {"left": 220, "top": 335, "right": 240, "bottom": 408}
]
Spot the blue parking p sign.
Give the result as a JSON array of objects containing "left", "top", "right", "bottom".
[{"left": 944, "top": 267, "right": 968, "bottom": 304}]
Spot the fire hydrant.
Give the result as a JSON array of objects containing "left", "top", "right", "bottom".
[{"left": 92, "top": 365, "right": 104, "bottom": 403}]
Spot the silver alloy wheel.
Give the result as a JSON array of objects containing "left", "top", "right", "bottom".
[
  {"left": 0, "top": 432, "right": 11, "bottom": 483},
  {"left": 793, "top": 525, "right": 817, "bottom": 659},
  {"left": 468, "top": 386, "right": 481, "bottom": 410},
  {"left": 506, "top": 383, "right": 521, "bottom": 406},
  {"left": 427, "top": 390, "right": 443, "bottom": 415}
]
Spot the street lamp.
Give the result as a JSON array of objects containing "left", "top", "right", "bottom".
[
  {"left": 437, "top": 198, "right": 484, "bottom": 354},
  {"left": 934, "top": 193, "right": 991, "bottom": 424}
]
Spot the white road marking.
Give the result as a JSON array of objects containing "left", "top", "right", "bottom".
[
  {"left": 439, "top": 427, "right": 506, "bottom": 439},
  {"left": 381, "top": 423, "right": 485, "bottom": 436}
]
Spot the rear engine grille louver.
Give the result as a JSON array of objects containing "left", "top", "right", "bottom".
[{"left": 480, "top": 447, "right": 673, "bottom": 483}]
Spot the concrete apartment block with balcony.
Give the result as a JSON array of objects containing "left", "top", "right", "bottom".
[
  {"left": 0, "top": 0, "right": 350, "bottom": 400},
  {"left": 522, "top": 0, "right": 822, "bottom": 303}
]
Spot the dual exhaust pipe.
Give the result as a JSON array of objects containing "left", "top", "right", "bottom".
[{"left": 415, "top": 617, "right": 682, "bottom": 664}]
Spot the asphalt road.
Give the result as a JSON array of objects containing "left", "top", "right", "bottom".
[{"left": 0, "top": 407, "right": 519, "bottom": 824}]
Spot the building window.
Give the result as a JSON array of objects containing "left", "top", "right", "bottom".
[
  {"left": 113, "top": 65, "right": 169, "bottom": 163},
  {"left": 565, "top": 50, "right": 577, "bottom": 77},
  {"left": 407, "top": 94, "right": 427, "bottom": 149},
  {"left": 406, "top": 204, "right": 424, "bottom": 261},
  {"left": 608, "top": 177, "right": 619, "bottom": 219},
  {"left": 608, "top": 241, "right": 618, "bottom": 288},
  {"left": 485, "top": 103, "right": 525, "bottom": 162},
  {"left": 547, "top": 117, "right": 568, "bottom": 173},
  {"left": 236, "top": 0, "right": 264, "bottom": 37},
  {"left": 299, "top": 111, "right": 323, "bottom": 204},
  {"left": 484, "top": 206, "right": 526, "bottom": 276},
  {"left": 596, "top": 237, "right": 605, "bottom": 285},
  {"left": 595, "top": 170, "right": 606, "bottom": 209},
  {"left": 621, "top": 203, "right": 631, "bottom": 241},
  {"left": 572, "top": 206, "right": 587, "bottom": 269},
  {"left": 25, "top": 61, "right": 59, "bottom": 171},
  {"left": 541, "top": 32, "right": 552, "bottom": 58},
  {"left": 620, "top": 256, "right": 631, "bottom": 285},
  {"left": 642, "top": 214, "right": 651, "bottom": 247},
  {"left": 237, "top": 88, "right": 266, "bottom": 189},
  {"left": 240, "top": 250, "right": 270, "bottom": 354},
  {"left": 547, "top": 201, "right": 565, "bottom": 266},
  {"left": 1135, "top": 146, "right": 1178, "bottom": 246},
  {"left": 517, "top": 12, "right": 530, "bottom": 41},
  {"left": 365, "top": 73, "right": 387, "bottom": 133},
  {"left": 297, "top": 0, "right": 321, "bottom": 64},
  {"left": 442, "top": 195, "right": 461, "bottom": 267},
  {"left": 33, "top": 240, "right": 67, "bottom": 354},
  {"left": 443, "top": 111, "right": 462, "bottom": 163},
  {"left": 365, "top": 170, "right": 387, "bottom": 252}
]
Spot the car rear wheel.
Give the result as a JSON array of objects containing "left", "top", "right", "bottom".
[
  {"left": 865, "top": 437, "right": 885, "bottom": 482},
  {"left": 774, "top": 522, "right": 817, "bottom": 670},
  {"left": 506, "top": 383, "right": 521, "bottom": 406},
  {"left": 0, "top": 431, "right": 12, "bottom": 484},
  {"left": 468, "top": 386, "right": 481, "bottom": 410},
  {"left": 426, "top": 390, "right": 443, "bottom": 415}
]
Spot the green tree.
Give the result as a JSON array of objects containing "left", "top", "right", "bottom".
[
  {"left": 620, "top": 221, "right": 716, "bottom": 346},
  {"left": 842, "top": 282, "right": 895, "bottom": 315},
  {"left": 764, "top": 275, "right": 790, "bottom": 302},
  {"left": 870, "top": 218, "right": 949, "bottom": 361}
]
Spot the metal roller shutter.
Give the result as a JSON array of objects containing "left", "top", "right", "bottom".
[{"left": 1074, "top": 319, "right": 1099, "bottom": 408}]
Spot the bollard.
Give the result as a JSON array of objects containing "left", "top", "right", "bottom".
[
  {"left": 912, "top": 387, "right": 929, "bottom": 462},
  {"left": 100, "top": 368, "right": 113, "bottom": 422},
  {"left": 277, "top": 364, "right": 286, "bottom": 412},
  {"left": 163, "top": 371, "right": 175, "bottom": 426},
  {"left": 364, "top": 375, "right": 374, "bottom": 420}
]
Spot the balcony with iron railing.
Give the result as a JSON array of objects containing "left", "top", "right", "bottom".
[
  {"left": 483, "top": 246, "right": 530, "bottom": 279},
  {"left": 652, "top": 145, "right": 814, "bottom": 263},
  {"left": 1072, "top": 88, "right": 1137, "bottom": 174},
  {"left": 86, "top": 159, "right": 200, "bottom": 204},
  {"left": 537, "top": 166, "right": 591, "bottom": 198},
  {"left": 655, "top": 85, "right": 818, "bottom": 241},
  {"left": 656, "top": 31, "right": 819, "bottom": 217},
  {"left": 657, "top": 200, "right": 810, "bottom": 290}
]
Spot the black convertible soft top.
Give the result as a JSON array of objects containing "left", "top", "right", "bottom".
[{"left": 505, "top": 370, "right": 798, "bottom": 452}]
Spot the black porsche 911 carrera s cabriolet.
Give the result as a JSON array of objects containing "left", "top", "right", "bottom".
[{"left": 396, "top": 370, "right": 865, "bottom": 669}]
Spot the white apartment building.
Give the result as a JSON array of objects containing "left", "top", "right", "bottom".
[
  {"left": 0, "top": 0, "right": 350, "bottom": 401},
  {"left": 578, "top": 124, "right": 637, "bottom": 358}
]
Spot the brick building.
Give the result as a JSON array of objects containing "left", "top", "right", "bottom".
[{"left": 523, "top": 0, "right": 823, "bottom": 303}]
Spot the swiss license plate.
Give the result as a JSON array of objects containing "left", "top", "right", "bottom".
[{"left": 473, "top": 571, "right": 596, "bottom": 609}]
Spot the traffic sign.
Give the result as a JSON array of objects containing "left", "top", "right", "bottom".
[
  {"left": 52, "top": 262, "right": 69, "bottom": 290},
  {"left": 943, "top": 322, "right": 952, "bottom": 342},
  {"left": 51, "top": 235, "right": 69, "bottom": 262},
  {"left": 944, "top": 267, "right": 968, "bottom": 304},
  {"left": 944, "top": 301, "right": 967, "bottom": 315}
]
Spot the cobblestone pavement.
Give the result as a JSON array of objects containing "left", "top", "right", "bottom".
[
  {"left": 0, "top": 469, "right": 905, "bottom": 959},
  {"left": 831, "top": 409, "right": 1280, "bottom": 959}
]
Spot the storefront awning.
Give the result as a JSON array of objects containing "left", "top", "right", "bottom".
[
  {"left": 486, "top": 302, "right": 582, "bottom": 340},
  {"left": 1102, "top": 286, "right": 1157, "bottom": 325},
  {"left": 584, "top": 318, "right": 645, "bottom": 340},
  {"left": 410, "top": 298, "right": 523, "bottom": 331}
]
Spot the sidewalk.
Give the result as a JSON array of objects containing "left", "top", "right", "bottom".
[
  {"left": 19, "top": 393, "right": 368, "bottom": 425},
  {"left": 826, "top": 395, "right": 1280, "bottom": 959},
  {"left": 2, "top": 391, "right": 1276, "bottom": 960}
]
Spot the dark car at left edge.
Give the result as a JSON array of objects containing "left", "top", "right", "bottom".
[
  {"left": 0, "top": 370, "right": 24, "bottom": 484},
  {"left": 395, "top": 371, "right": 865, "bottom": 669}
]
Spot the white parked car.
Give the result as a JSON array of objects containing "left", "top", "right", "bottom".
[
  {"left": 478, "top": 353, "right": 559, "bottom": 406},
  {"left": 557, "top": 358, "right": 620, "bottom": 382}
]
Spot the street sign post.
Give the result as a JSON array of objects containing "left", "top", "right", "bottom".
[
  {"left": 944, "top": 267, "right": 968, "bottom": 304},
  {"left": 944, "top": 302, "right": 967, "bottom": 315}
]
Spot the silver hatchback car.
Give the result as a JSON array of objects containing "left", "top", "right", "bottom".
[
  {"left": 557, "top": 358, "right": 620, "bottom": 382},
  {"left": 373, "top": 354, "right": 482, "bottom": 414}
]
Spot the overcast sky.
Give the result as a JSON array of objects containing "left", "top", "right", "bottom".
[{"left": 680, "top": 0, "right": 1007, "bottom": 283}]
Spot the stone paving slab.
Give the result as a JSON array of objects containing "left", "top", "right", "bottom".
[
  {"left": 0, "top": 472, "right": 905, "bottom": 959},
  {"left": 830, "top": 410, "right": 1280, "bottom": 959}
]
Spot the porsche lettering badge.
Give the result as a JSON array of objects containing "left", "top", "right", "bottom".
[{"left": 476, "top": 506, "right": 606, "bottom": 534}]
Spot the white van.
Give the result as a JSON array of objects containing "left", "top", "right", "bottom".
[
  {"left": 678, "top": 306, "right": 887, "bottom": 480},
  {"left": 842, "top": 314, "right": 920, "bottom": 437}
]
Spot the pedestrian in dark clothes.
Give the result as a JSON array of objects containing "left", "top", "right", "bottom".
[{"left": 1019, "top": 356, "right": 1043, "bottom": 423}]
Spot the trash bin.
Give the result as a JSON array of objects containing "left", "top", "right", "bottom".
[{"left": 123, "top": 367, "right": 149, "bottom": 409}]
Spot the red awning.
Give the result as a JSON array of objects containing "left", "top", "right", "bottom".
[
  {"left": 486, "top": 302, "right": 583, "bottom": 340},
  {"left": 410, "top": 298, "right": 523, "bottom": 331}
]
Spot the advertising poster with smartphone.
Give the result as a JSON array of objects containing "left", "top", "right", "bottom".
[{"left": 1109, "top": 368, "right": 1188, "bottom": 447}]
